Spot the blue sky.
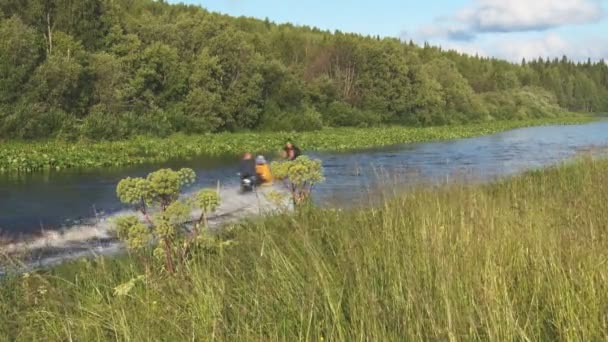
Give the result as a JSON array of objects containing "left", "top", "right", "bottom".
[{"left": 170, "top": 0, "right": 608, "bottom": 61}]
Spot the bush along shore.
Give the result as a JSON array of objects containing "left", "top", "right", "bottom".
[
  {"left": 1, "top": 156, "right": 608, "bottom": 340},
  {"left": 0, "top": 117, "right": 595, "bottom": 173}
]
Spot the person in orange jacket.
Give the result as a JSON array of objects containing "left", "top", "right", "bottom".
[{"left": 255, "top": 155, "right": 273, "bottom": 185}]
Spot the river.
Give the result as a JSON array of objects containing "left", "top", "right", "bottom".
[{"left": 2, "top": 120, "right": 608, "bottom": 239}]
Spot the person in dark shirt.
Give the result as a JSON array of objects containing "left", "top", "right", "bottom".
[
  {"left": 239, "top": 152, "right": 257, "bottom": 182},
  {"left": 283, "top": 142, "right": 301, "bottom": 161}
]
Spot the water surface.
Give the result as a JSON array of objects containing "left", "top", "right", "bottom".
[{"left": 2, "top": 121, "right": 607, "bottom": 236}]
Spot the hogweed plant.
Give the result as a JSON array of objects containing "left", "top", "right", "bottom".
[
  {"left": 271, "top": 156, "right": 324, "bottom": 207},
  {"left": 115, "top": 168, "right": 220, "bottom": 274},
  {"left": 190, "top": 189, "right": 221, "bottom": 233}
]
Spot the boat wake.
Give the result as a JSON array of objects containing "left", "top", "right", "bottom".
[{"left": 0, "top": 184, "right": 288, "bottom": 273}]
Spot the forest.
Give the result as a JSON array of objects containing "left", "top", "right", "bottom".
[{"left": 0, "top": 0, "right": 607, "bottom": 140}]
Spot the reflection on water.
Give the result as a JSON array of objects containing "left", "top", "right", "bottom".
[{"left": 1, "top": 121, "right": 608, "bottom": 236}]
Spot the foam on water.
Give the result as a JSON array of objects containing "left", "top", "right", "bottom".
[{"left": 0, "top": 184, "right": 288, "bottom": 273}]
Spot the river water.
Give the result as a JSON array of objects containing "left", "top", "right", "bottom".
[{"left": 2, "top": 121, "right": 608, "bottom": 238}]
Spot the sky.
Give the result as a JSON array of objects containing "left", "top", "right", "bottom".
[{"left": 169, "top": 0, "right": 608, "bottom": 62}]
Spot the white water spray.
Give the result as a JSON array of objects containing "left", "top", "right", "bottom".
[{"left": 0, "top": 184, "right": 289, "bottom": 272}]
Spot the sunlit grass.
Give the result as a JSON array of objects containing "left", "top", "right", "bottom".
[
  {"left": 1, "top": 156, "right": 607, "bottom": 340},
  {"left": 0, "top": 116, "right": 594, "bottom": 173}
]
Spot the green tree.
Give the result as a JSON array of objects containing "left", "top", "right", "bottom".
[
  {"left": 357, "top": 41, "right": 412, "bottom": 122},
  {"left": 127, "top": 42, "right": 186, "bottom": 112},
  {"left": 182, "top": 49, "right": 224, "bottom": 133},
  {"left": 0, "top": 17, "right": 41, "bottom": 104},
  {"left": 206, "top": 28, "right": 264, "bottom": 130},
  {"left": 1, "top": 0, "right": 607, "bottom": 140},
  {"left": 422, "top": 58, "right": 478, "bottom": 117}
]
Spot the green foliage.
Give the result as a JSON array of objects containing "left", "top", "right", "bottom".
[
  {"left": 113, "top": 275, "right": 146, "bottom": 297},
  {"left": 323, "top": 101, "right": 381, "bottom": 127},
  {"left": 113, "top": 215, "right": 153, "bottom": 250},
  {"left": 483, "top": 87, "right": 565, "bottom": 120},
  {"left": 157, "top": 201, "right": 191, "bottom": 228},
  {"left": 113, "top": 215, "right": 141, "bottom": 240},
  {"left": 260, "top": 104, "right": 324, "bottom": 132},
  {"left": 116, "top": 168, "right": 195, "bottom": 212},
  {"left": 0, "top": 117, "right": 594, "bottom": 173},
  {"left": 79, "top": 107, "right": 131, "bottom": 140},
  {"left": 0, "top": 16, "right": 41, "bottom": 104},
  {"left": 124, "top": 222, "right": 152, "bottom": 250},
  {"left": 0, "top": 0, "right": 607, "bottom": 139},
  {"left": 192, "top": 189, "right": 220, "bottom": 214},
  {"left": 177, "top": 168, "right": 196, "bottom": 186},
  {"left": 191, "top": 189, "right": 221, "bottom": 227},
  {"left": 146, "top": 169, "right": 183, "bottom": 205},
  {"left": 3, "top": 158, "right": 608, "bottom": 339},
  {"left": 113, "top": 168, "right": 222, "bottom": 273},
  {"left": 116, "top": 177, "right": 150, "bottom": 206},
  {"left": 271, "top": 156, "right": 324, "bottom": 187},
  {"left": 271, "top": 156, "right": 324, "bottom": 205}
]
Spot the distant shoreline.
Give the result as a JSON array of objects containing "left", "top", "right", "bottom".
[{"left": 0, "top": 116, "right": 596, "bottom": 174}]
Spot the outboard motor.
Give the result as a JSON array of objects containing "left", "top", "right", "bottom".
[{"left": 238, "top": 173, "right": 256, "bottom": 193}]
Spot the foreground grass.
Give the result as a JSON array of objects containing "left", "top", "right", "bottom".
[
  {"left": 2, "top": 157, "right": 608, "bottom": 340},
  {"left": 0, "top": 116, "right": 594, "bottom": 173}
]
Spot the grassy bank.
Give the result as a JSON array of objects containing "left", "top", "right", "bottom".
[
  {"left": 2, "top": 157, "right": 608, "bottom": 340},
  {"left": 0, "top": 116, "right": 594, "bottom": 173}
]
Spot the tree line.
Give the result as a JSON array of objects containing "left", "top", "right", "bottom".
[{"left": 1, "top": 0, "right": 607, "bottom": 140}]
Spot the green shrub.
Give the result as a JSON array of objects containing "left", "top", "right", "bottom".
[
  {"left": 80, "top": 107, "right": 130, "bottom": 140},
  {"left": 115, "top": 168, "right": 216, "bottom": 273},
  {"left": 323, "top": 101, "right": 382, "bottom": 127},
  {"left": 271, "top": 155, "right": 324, "bottom": 206},
  {"left": 260, "top": 103, "right": 323, "bottom": 132},
  {"left": 482, "top": 87, "right": 564, "bottom": 120}
]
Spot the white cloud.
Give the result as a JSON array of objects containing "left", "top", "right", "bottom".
[
  {"left": 495, "top": 33, "right": 569, "bottom": 61},
  {"left": 417, "top": 24, "right": 475, "bottom": 41},
  {"left": 416, "top": 0, "right": 605, "bottom": 41},
  {"left": 440, "top": 33, "right": 608, "bottom": 62},
  {"left": 494, "top": 33, "right": 608, "bottom": 61},
  {"left": 460, "top": 0, "right": 604, "bottom": 32}
]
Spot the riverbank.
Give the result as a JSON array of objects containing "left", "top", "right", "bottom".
[
  {"left": 0, "top": 116, "right": 595, "bottom": 173},
  {"left": 1, "top": 156, "right": 607, "bottom": 340}
]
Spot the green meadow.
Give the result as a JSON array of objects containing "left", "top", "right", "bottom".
[{"left": 2, "top": 156, "right": 607, "bottom": 340}]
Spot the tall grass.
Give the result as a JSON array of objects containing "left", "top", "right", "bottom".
[{"left": 2, "top": 157, "right": 608, "bottom": 340}]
